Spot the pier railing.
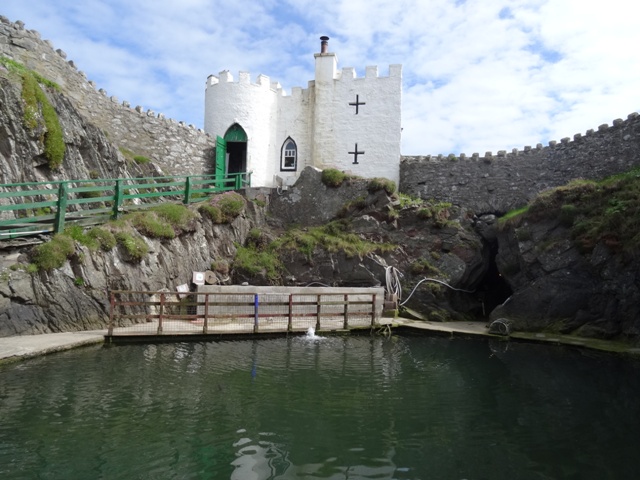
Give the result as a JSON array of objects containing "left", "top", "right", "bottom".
[
  {"left": 108, "top": 287, "right": 384, "bottom": 337},
  {"left": 0, "top": 172, "right": 251, "bottom": 239}
]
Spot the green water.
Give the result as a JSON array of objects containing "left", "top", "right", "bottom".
[{"left": 1, "top": 334, "right": 639, "bottom": 479}]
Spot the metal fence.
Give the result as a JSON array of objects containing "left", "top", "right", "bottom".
[
  {"left": 0, "top": 172, "right": 251, "bottom": 239},
  {"left": 108, "top": 288, "right": 383, "bottom": 336}
]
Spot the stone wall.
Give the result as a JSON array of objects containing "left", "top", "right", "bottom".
[
  {"left": 0, "top": 16, "right": 214, "bottom": 177},
  {"left": 400, "top": 112, "right": 640, "bottom": 214}
]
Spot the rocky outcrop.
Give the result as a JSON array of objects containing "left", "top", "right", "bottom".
[
  {"left": 0, "top": 205, "right": 264, "bottom": 336},
  {"left": 0, "top": 75, "right": 130, "bottom": 184},
  {"left": 266, "top": 167, "right": 491, "bottom": 321},
  {"left": 491, "top": 217, "right": 640, "bottom": 340}
]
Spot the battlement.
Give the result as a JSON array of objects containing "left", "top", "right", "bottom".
[
  {"left": 403, "top": 111, "right": 640, "bottom": 164},
  {"left": 206, "top": 62, "right": 403, "bottom": 97},
  {"left": 336, "top": 64, "right": 402, "bottom": 80},
  {"left": 206, "top": 70, "right": 306, "bottom": 97}
]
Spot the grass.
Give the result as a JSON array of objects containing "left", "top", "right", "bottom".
[
  {"left": 233, "top": 245, "right": 282, "bottom": 282},
  {"left": 151, "top": 203, "right": 197, "bottom": 231},
  {"left": 321, "top": 168, "right": 347, "bottom": 187},
  {"left": 410, "top": 258, "right": 443, "bottom": 276},
  {"left": 271, "top": 220, "right": 395, "bottom": 260},
  {"left": 199, "top": 204, "right": 224, "bottom": 223},
  {"left": 115, "top": 232, "right": 148, "bottom": 262},
  {"left": 131, "top": 212, "right": 175, "bottom": 239},
  {"left": 498, "top": 205, "right": 530, "bottom": 228},
  {"left": 15, "top": 60, "right": 65, "bottom": 170},
  {"left": 367, "top": 177, "right": 396, "bottom": 195},
  {"left": 337, "top": 196, "right": 367, "bottom": 217},
  {"left": 500, "top": 168, "right": 640, "bottom": 253},
  {"left": 133, "top": 155, "right": 150, "bottom": 164},
  {"left": 397, "top": 193, "right": 424, "bottom": 209},
  {"left": 200, "top": 192, "right": 245, "bottom": 223},
  {"left": 87, "top": 227, "right": 117, "bottom": 251},
  {"left": 417, "top": 201, "right": 452, "bottom": 228},
  {"left": 32, "top": 234, "right": 75, "bottom": 271}
]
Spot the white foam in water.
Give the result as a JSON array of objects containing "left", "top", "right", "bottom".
[{"left": 305, "top": 327, "right": 322, "bottom": 340}]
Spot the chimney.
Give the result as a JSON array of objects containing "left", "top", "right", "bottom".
[{"left": 320, "top": 36, "right": 329, "bottom": 54}]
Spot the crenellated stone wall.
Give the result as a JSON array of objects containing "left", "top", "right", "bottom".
[
  {"left": 2, "top": 15, "right": 639, "bottom": 210},
  {"left": 0, "top": 16, "right": 214, "bottom": 177},
  {"left": 400, "top": 112, "right": 640, "bottom": 214}
]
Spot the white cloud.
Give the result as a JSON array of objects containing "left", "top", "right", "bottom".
[{"left": 2, "top": 0, "right": 639, "bottom": 157}]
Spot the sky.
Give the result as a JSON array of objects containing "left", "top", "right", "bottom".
[{"left": 2, "top": 0, "right": 639, "bottom": 156}]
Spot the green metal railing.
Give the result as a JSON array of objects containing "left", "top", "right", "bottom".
[{"left": 0, "top": 172, "right": 251, "bottom": 239}]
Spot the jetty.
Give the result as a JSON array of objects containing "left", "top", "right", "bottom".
[{"left": 107, "top": 286, "right": 387, "bottom": 341}]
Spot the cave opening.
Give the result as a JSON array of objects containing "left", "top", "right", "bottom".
[{"left": 475, "top": 239, "right": 513, "bottom": 318}]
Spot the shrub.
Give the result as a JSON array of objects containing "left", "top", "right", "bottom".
[
  {"left": 321, "top": 168, "right": 346, "bottom": 187},
  {"left": 32, "top": 234, "right": 75, "bottom": 271},
  {"left": 115, "top": 232, "right": 148, "bottom": 262},
  {"left": 368, "top": 177, "right": 396, "bottom": 195}
]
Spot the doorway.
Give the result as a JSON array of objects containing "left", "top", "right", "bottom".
[{"left": 224, "top": 124, "right": 247, "bottom": 174}]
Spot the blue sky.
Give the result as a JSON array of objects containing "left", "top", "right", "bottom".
[{"left": 2, "top": 0, "right": 639, "bottom": 156}]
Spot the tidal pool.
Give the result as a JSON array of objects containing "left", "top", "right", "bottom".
[{"left": 1, "top": 334, "right": 639, "bottom": 479}]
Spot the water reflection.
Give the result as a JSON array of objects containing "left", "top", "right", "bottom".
[
  {"left": 1, "top": 336, "right": 639, "bottom": 479},
  {"left": 230, "top": 428, "right": 401, "bottom": 479}
]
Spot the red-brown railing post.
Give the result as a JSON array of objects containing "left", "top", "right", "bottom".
[
  {"left": 316, "top": 294, "right": 322, "bottom": 332},
  {"left": 108, "top": 291, "right": 115, "bottom": 336},
  {"left": 203, "top": 293, "right": 209, "bottom": 334},
  {"left": 288, "top": 294, "right": 293, "bottom": 332},
  {"left": 343, "top": 294, "right": 349, "bottom": 329},
  {"left": 371, "top": 293, "right": 377, "bottom": 327},
  {"left": 158, "top": 293, "right": 165, "bottom": 334}
]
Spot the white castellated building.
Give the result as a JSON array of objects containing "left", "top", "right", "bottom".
[{"left": 204, "top": 37, "right": 402, "bottom": 188}]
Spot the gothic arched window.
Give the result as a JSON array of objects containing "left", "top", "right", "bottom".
[{"left": 281, "top": 137, "right": 297, "bottom": 171}]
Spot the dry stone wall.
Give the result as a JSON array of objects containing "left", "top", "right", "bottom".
[
  {"left": 401, "top": 112, "right": 640, "bottom": 214},
  {"left": 0, "top": 16, "right": 214, "bottom": 177}
]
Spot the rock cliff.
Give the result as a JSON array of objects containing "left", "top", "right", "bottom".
[{"left": 490, "top": 172, "right": 640, "bottom": 340}]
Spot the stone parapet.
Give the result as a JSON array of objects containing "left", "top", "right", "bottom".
[{"left": 400, "top": 112, "right": 640, "bottom": 213}]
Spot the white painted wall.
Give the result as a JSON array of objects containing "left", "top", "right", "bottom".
[{"left": 204, "top": 49, "right": 402, "bottom": 188}]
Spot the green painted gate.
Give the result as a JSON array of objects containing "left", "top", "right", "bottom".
[{"left": 215, "top": 135, "right": 227, "bottom": 183}]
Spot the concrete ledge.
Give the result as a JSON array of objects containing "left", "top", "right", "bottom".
[
  {"left": 0, "top": 331, "right": 106, "bottom": 364},
  {"left": 394, "top": 318, "right": 640, "bottom": 355}
]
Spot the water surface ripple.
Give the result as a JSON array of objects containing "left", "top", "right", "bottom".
[{"left": 1, "top": 335, "right": 639, "bottom": 479}]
